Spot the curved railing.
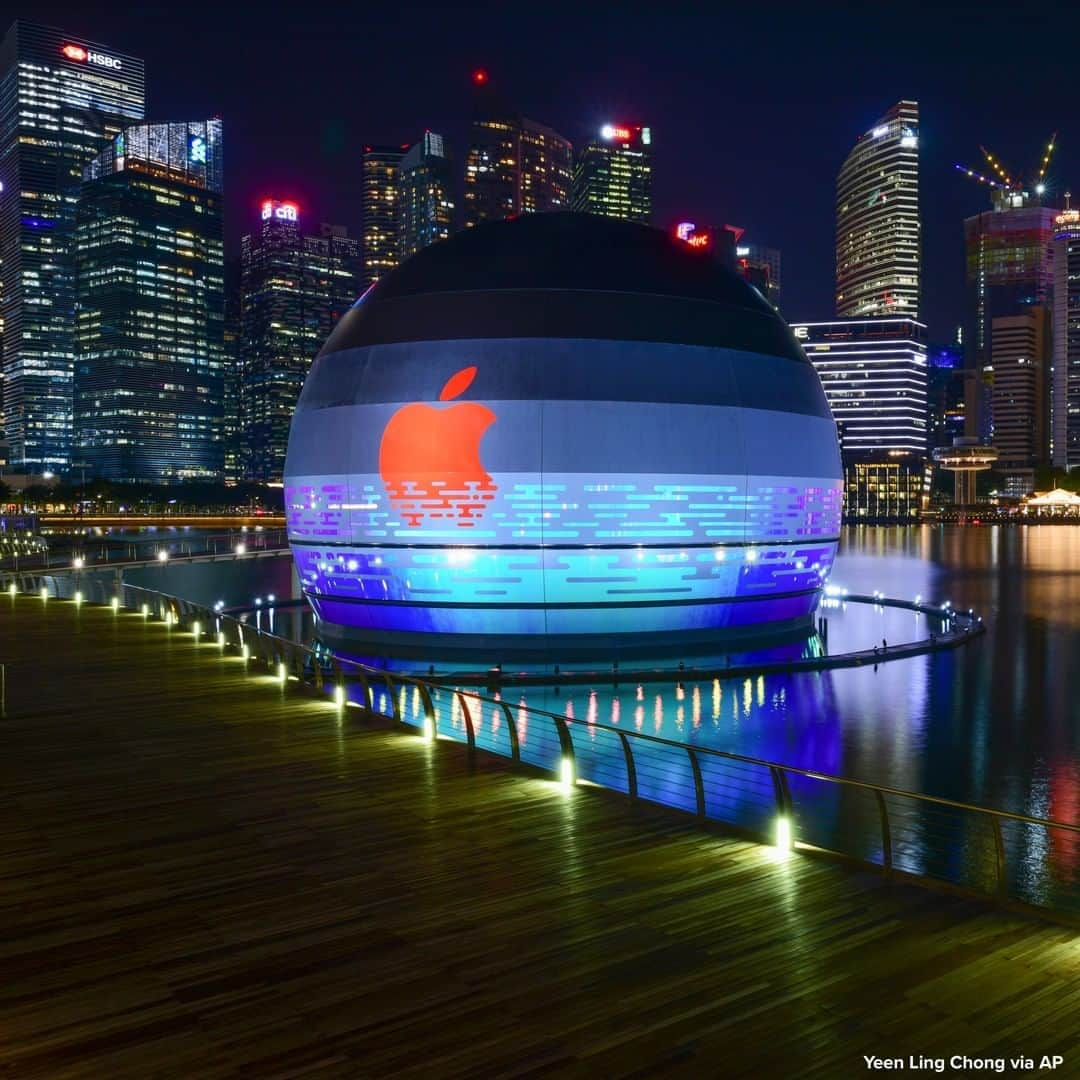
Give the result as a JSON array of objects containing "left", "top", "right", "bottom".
[{"left": 22, "top": 580, "right": 1079, "bottom": 919}]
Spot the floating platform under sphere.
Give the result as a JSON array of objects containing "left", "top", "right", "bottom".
[{"left": 284, "top": 213, "right": 842, "bottom": 656}]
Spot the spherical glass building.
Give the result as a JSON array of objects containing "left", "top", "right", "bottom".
[{"left": 284, "top": 213, "right": 842, "bottom": 656}]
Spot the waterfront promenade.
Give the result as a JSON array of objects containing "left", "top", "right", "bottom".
[{"left": 1, "top": 598, "right": 1077, "bottom": 1077}]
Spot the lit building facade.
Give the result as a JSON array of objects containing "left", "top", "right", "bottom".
[
  {"left": 74, "top": 120, "right": 225, "bottom": 482},
  {"left": 398, "top": 132, "right": 455, "bottom": 258},
  {"left": 463, "top": 112, "right": 572, "bottom": 228},
  {"left": 990, "top": 308, "right": 1048, "bottom": 490},
  {"left": 963, "top": 196, "right": 1056, "bottom": 442},
  {"left": 571, "top": 124, "right": 652, "bottom": 223},
  {"left": 927, "top": 343, "right": 966, "bottom": 451},
  {"left": 1052, "top": 207, "right": 1080, "bottom": 468},
  {"left": 835, "top": 101, "right": 920, "bottom": 318},
  {"left": 240, "top": 201, "right": 360, "bottom": 482},
  {"left": 792, "top": 318, "right": 928, "bottom": 461},
  {"left": 735, "top": 241, "right": 781, "bottom": 309},
  {"left": 0, "top": 21, "right": 145, "bottom": 470},
  {"left": 361, "top": 145, "right": 405, "bottom": 284}
]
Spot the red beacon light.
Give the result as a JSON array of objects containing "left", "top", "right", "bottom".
[{"left": 472, "top": 69, "right": 489, "bottom": 86}]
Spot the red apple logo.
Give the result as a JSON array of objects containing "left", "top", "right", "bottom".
[{"left": 379, "top": 366, "right": 497, "bottom": 527}]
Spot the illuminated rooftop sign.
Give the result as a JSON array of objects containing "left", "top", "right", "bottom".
[
  {"left": 61, "top": 43, "right": 122, "bottom": 70},
  {"left": 261, "top": 200, "right": 299, "bottom": 223},
  {"left": 673, "top": 222, "right": 711, "bottom": 250}
]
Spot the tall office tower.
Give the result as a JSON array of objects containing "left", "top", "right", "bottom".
[
  {"left": 1051, "top": 206, "right": 1080, "bottom": 468},
  {"left": 0, "top": 22, "right": 145, "bottom": 471},
  {"left": 963, "top": 194, "right": 1056, "bottom": 442},
  {"left": 990, "top": 309, "right": 1048, "bottom": 494},
  {"left": 835, "top": 101, "right": 920, "bottom": 319},
  {"left": 398, "top": 132, "right": 455, "bottom": 258},
  {"left": 463, "top": 105, "right": 572, "bottom": 227},
  {"left": 571, "top": 123, "right": 653, "bottom": 223},
  {"left": 222, "top": 259, "right": 242, "bottom": 483},
  {"left": 361, "top": 145, "right": 405, "bottom": 284},
  {"left": 240, "top": 201, "right": 360, "bottom": 482},
  {"left": 74, "top": 120, "right": 225, "bottom": 482},
  {"left": 927, "top": 343, "right": 967, "bottom": 450},
  {"left": 792, "top": 318, "right": 928, "bottom": 459}
]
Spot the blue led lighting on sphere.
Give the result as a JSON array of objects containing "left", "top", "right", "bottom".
[{"left": 284, "top": 213, "right": 842, "bottom": 655}]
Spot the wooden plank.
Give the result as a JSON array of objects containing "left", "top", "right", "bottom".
[{"left": 0, "top": 596, "right": 1077, "bottom": 1077}]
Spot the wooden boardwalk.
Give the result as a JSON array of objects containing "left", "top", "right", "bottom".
[{"left": 0, "top": 596, "right": 1077, "bottom": 1078}]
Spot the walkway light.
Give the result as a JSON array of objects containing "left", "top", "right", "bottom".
[
  {"left": 73, "top": 556, "right": 84, "bottom": 569},
  {"left": 74, "top": 590, "right": 83, "bottom": 605},
  {"left": 334, "top": 684, "right": 345, "bottom": 709},
  {"left": 241, "top": 643, "right": 250, "bottom": 662},
  {"left": 217, "top": 631, "right": 226, "bottom": 648},
  {"left": 560, "top": 756, "right": 576, "bottom": 789},
  {"left": 8, "top": 583, "right": 16, "bottom": 598},
  {"left": 277, "top": 661, "right": 287, "bottom": 683},
  {"left": 40, "top": 586, "right": 48, "bottom": 601},
  {"left": 141, "top": 603, "right": 149, "bottom": 617},
  {"left": 111, "top": 596, "right": 120, "bottom": 612},
  {"left": 235, "top": 542, "right": 246, "bottom": 555},
  {"left": 422, "top": 716, "right": 434, "bottom": 742},
  {"left": 775, "top": 815, "right": 793, "bottom": 852},
  {"left": 192, "top": 620, "right": 201, "bottom": 639},
  {"left": 157, "top": 549, "right": 168, "bottom": 562}
]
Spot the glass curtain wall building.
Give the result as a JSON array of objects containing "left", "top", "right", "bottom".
[
  {"left": 361, "top": 145, "right": 405, "bottom": 285},
  {"left": 962, "top": 195, "right": 1056, "bottom": 442},
  {"left": 240, "top": 201, "right": 360, "bottom": 482},
  {"left": 0, "top": 21, "right": 145, "bottom": 470},
  {"left": 1053, "top": 208, "right": 1080, "bottom": 468},
  {"left": 835, "top": 100, "right": 920, "bottom": 319},
  {"left": 463, "top": 111, "right": 572, "bottom": 228},
  {"left": 792, "top": 318, "right": 928, "bottom": 458},
  {"left": 571, "top": 124, "right": 652, "bottom": 224},
  {"left": 74, "top": 120, "right": 225, "bottom": 482},
  {"left": 398, "top": 132, "right": 455, "bottom": 258}
]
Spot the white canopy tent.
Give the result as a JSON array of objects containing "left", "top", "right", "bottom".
[{"left": 1025, "top": 488, "right": 1080, "bottom": 509}]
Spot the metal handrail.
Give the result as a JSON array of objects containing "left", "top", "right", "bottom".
[{"left": 58, "top": 581, "right": 1080, "bottom": 914}]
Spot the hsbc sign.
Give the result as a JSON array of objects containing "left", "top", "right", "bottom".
[{"left": 61, "top": 43, "right": 123, "bottom": 70}]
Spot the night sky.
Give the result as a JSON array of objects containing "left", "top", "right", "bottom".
[{"left": 26, "top": 1, "right": 1080, "bottom": 340}]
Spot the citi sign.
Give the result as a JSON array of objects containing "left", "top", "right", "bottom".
[
  {"left": 261, "top": 200, "right": 299, "bottom": 222},
  {"left": 61, "top": 44, "right": 122, "bottom": 70}
]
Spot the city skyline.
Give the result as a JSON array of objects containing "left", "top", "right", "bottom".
[{"left": 20, "top": 2, "right": 1079, "bottom": 341}]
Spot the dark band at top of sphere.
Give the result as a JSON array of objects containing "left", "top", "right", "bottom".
[{"left": 319, "top": 213, "right": 808, "bottom": 362}]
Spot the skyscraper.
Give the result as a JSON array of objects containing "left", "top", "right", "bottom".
[
  {"left": 74, "top": 120, "right": 225, "bottom": 482},
  {"left": 962, "top": 193, "right": 1056, "bottom": 443},
  {"left": 361, "top": 145, "right": 405, "bottom": 284},
  {"left": 792, "top": 318, "right": 928, "bottom": 458},
  {"left": 990, "top": 309, "right": 1048, "bottom": 492},
  {"left": 463, "top": 108, "right": 572, "bottom": 228},
  {"left": 0, "top": 21, "right": 145, "bottom": 470},
  {"left": 835, "top": 101, "right": 920, "bottom": 319},
  {"left": 1052, "top": 205, "right": 1080, "bottom": 468},
  {"left": 571, "top": 124, "right": 652, "bottom": 223},
  {"left": 398, "top": 132, "right": 455, "bottom": 258},
  {"left": 240, "top": 200, "right": 360, "bottom": 482}
]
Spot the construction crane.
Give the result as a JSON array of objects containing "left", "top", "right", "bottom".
[{"left": 954, "top": 134, "right": 1058, "bottom": 200}]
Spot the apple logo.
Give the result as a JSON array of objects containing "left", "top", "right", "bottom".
[{"left": 379, "top": 365, "right": 497, "bottom": 527}]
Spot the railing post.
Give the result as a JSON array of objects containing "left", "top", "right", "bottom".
[
  {"left": 991, "top": 815, "right": 1008, "bottom": 900},
  {"left": 769, "top": 765, "right": 793, "bottom": 818},
  {"left": 687, "top": 747, "right": 706, "bottom": 818},
  {"left": 617, "top": 731, "right": 637, "bottom": 801},
  {"left": 384, "top": 674, "right": 401, "bottom": 723},
  {"left": 417, "top": 682, "right": 437, "bottom": 739},
  {"left": 874, "top": 789, "right": 893, "bottom": 874},
  {"left": 553, "top": 715, "right": 576, "bottom": 784},
  {"left": 355, "top": 671, "right": 370, "bottom": 712},
  {"left": 499, "top": 701, "right": 520, "bottom": 763},
  {"left": 456, "top": 692, "right": 477, "bottom": 755}
]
